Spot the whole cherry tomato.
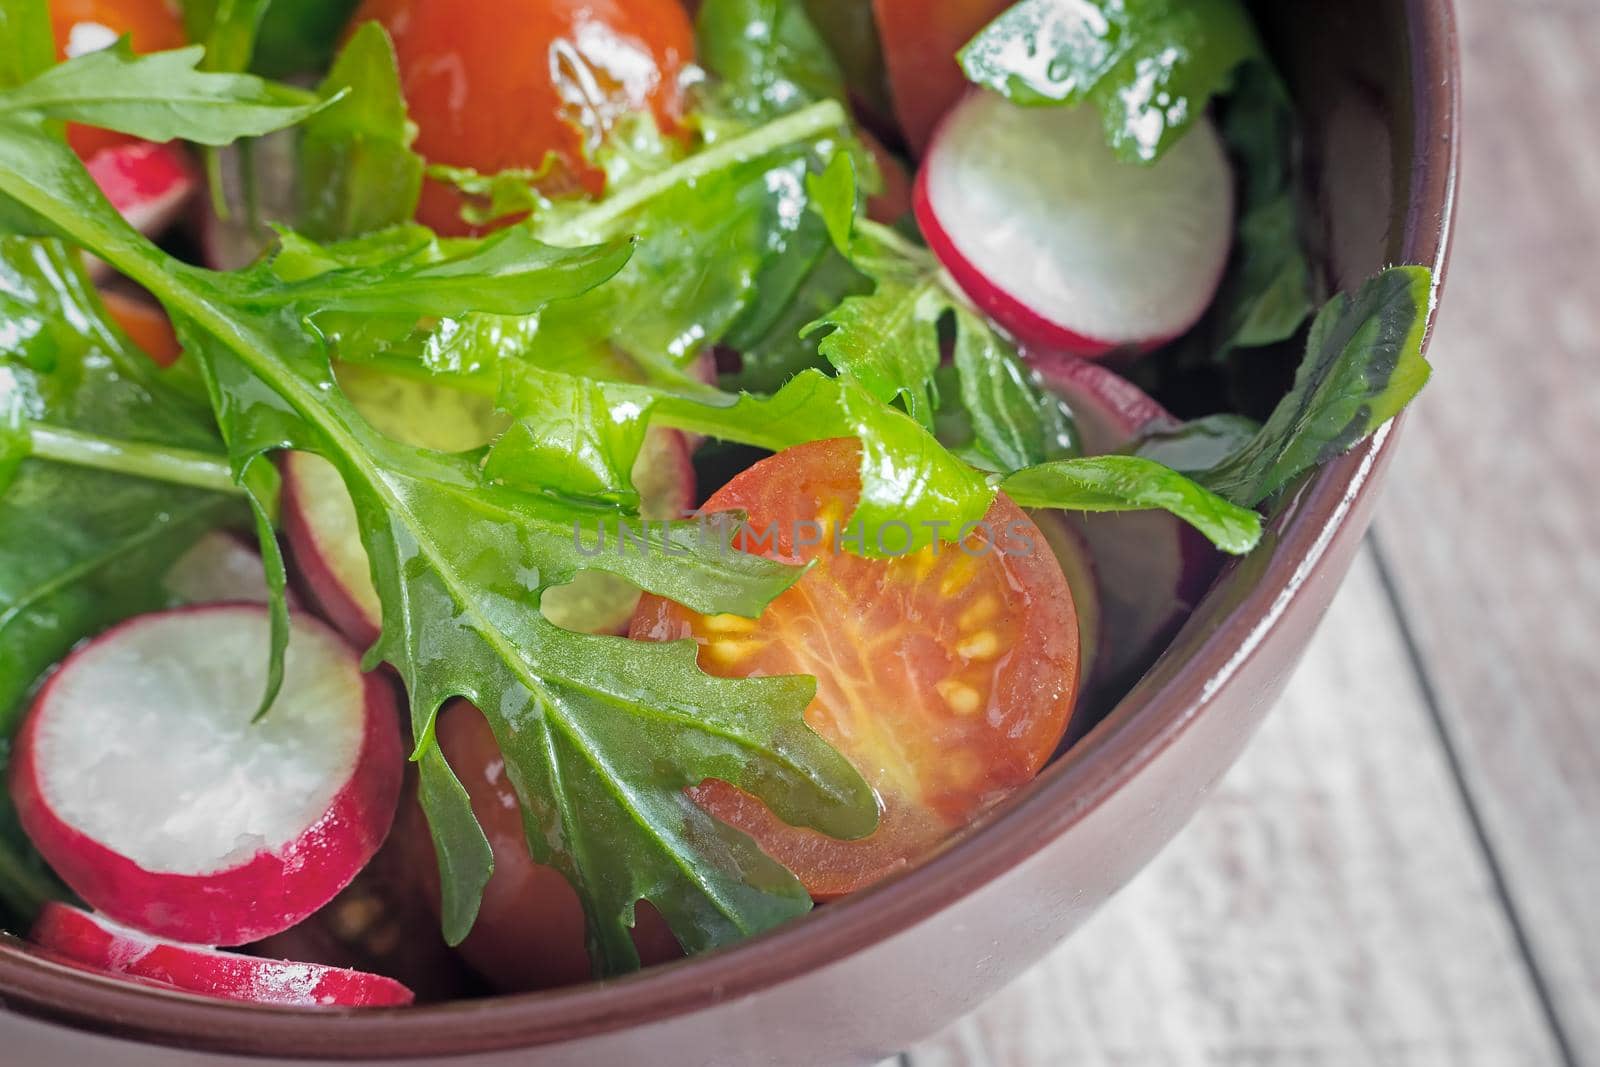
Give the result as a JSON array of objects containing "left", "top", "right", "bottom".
[{"left": 349, "top": 0, "right": 696, "bottom": 234}]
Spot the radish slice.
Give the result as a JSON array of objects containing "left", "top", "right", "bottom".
[
  {"left": 1031, "top": 353, "right": 1225, "bottom": 690},
  {"left": 32, "top": 903, "right": 414, "bottom": 1008},
  {"left": 9, "top": 605, "right": 403, "bottom": 947},
  {"left": 284, "top": 366, "right": 696, "bottom": 649},
  {"left": 86, "top": 142, "right": 197, "bottom": 242},
  {"left": 162, "top": 531, "right": 294, "bottom": 608},
  {"left": 916, "top": 92, "right": 1234, "bottom": 358}
]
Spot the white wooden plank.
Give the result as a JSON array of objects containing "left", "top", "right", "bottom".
[
  {"left": 908, "top": 549, "right": 1561, "bottom": 1066},
  {"left": 1367, "top": 0, "right": 1600, "bottom": 1059}
]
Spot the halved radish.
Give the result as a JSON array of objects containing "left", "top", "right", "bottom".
[
  {"left": 86, "top": 141, "right": 197, "bottom": 242},
  {"left": 916, "top": 92, "right": 1234, "bottom": 359},
  {"left": 161, "top": 530, "right": 294, "bottom": 608},
  {"left": 284, "top": 364, "right": 696, "bottom": 649},
  {"left": 33, "top": 903, "right": 414, "bottom": 1008},
  {"left": 1031, "top": 353, "right": 1225, "bottom": 691},
  {"left": 9, "top": 605, "right": 402, "bottom": 947}
]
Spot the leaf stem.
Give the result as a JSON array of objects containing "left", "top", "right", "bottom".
[
  {"left": 29, "top": 425, "right": 242, "bottom": 496},
  {"left": 538, "top": 99, "right": 851, "bottom": 243}
]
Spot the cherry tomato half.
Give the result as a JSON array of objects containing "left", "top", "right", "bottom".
[
  {"left": 630, "top": 438, "right": 1080, "bottom": 898},
  {"left": 50, "top": 0, "right": 186, "bottom": 159},
  {"left": 410, "top": 701, "right": 682, "bottom": 991},
  {"left": 350, "top": 0, "right": 696, "bottom": 234}
]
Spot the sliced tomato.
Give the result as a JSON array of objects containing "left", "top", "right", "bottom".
[
  {"left": 351, "top": 0, "right": 696, "bottom": 235},
  {"left": 49, "top": 0, "right": 187, "bottom": 160},
  {"left": 404, "top": 701, "right": 682, "bottom": 991},
  {"left": 871, "top": 0, "right": 1009, "bottom": 156},
  {"left": 630, "top": 438, "right": 1080, "bottom": 898}
]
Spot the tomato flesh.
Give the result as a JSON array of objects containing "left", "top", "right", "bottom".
[
  {"left": 49, "top": 0, "right": 186, "bottom": 159},
  {"left": 351, "top": 0, "right": 695, "bottom": 234},
  {"left": 630, "top": 438, "right": 1080, "bottom": 897},
  {"left": 872, "top": 0, "right": 1009, "bottom": 156}
]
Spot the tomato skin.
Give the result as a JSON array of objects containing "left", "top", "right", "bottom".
[
  {"left": 100, "top": 290, "right": 181, "bottom": 367},
  {"left": 49, "top": 0, "right": 186, "bottom": 159},
  {"left": 630, "top": 438, "right": 1080, "bottom": 898},
  {"left": 411, "top": 701, "right": 682, "bottom": 991},
  {"left": 350, "top": 0, "right": 695, "bottom": 234},
  {"left": 871, "top": 0, "right": 1009, "bottom": 156}
]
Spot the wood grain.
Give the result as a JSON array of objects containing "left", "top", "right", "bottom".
[
  {"left": 1369, "top": 0, "right": 1600, "bottom": 1059},
  {"left": 907, "top": 550, "right": 1562, "bottom": 1066}
]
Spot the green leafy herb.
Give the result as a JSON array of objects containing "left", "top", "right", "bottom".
[
  {"left": 802, "top": 155, "right": 1077, "bottom": 470},
  {"left": 0, "top": 42, "right": 325, "bottom": 145},
  {"left": 252, "top": 0, "right": 364, "bottom": 78},
  {"left": 1000, "top": 455, "right": 1260, "bottom": 554},
  {"left": 0, "top": 0, "right": 51, "bottom": 92},
  {"left": 299, "top": 21, "right": 424, "bottom": 241},
  {"left": 1198, "top": 267, "right": 1434, "bottom": 506},
  {"left": 1162, "top": 61, "right": 1315, "bottom": 366},
  {"left": 181, "top": 0, "right": 272, "bottom": 76},
  {"left": 696, "top": 0, "right": 845, "bottom": 122},
  {"left": 959, "top": 0, "right": 1263, "bottom": 164}
]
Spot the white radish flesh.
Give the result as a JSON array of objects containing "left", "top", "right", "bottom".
[{"left": 917, "top": 91, "right": 1234, "bottom": 358}]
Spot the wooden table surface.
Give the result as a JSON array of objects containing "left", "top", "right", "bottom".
[{"left": 906, "top": 0, "right": 1600, "bottom": 1063}]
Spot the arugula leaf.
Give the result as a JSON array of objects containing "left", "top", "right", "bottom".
[
  {"left": 0, "top": 42, "right": 325, "bottom": 145},
  {"left": 799, "top": 0, "right": 891, "bottom": 117},
  {"left": 497, "top": 364, "right": 998, "bottom": 554},
  {"left": 252, "top": 0, "right": 364, "bottom": 78},
  {"left": 1198, "top": 267, "right": 1434, "bottom": 506},
  {"left": 1134, "top": 413, "right": 1260, "bottom": 472},
  {"left": 959, "top": 0, "right": 1263, "bottom": 163},
  {"left": 181, "top": 0, "right": 272, "bottom": 76},
  {"left": 0, "top": 238, "right": 244, "bottom": 921},
  {"left": 1001, "top": 456, "right": 1260, "bottom": 555},
  {"left": 1161, "top": 61, "right": 1315, "bottom": 366},
  {"left": 0, "top": 0, "right": 51, "bottom": 91},
  {"left": 0, "top": 108, "right": 880, "bottom": 969},
  {"left": 299, "top": 21, "right": 424, "bottom": 241},
  {"left": 802, "top": 156, "right": 1076, "bottom": 469},
  {"left": 696, "top": 0, "right": 845, "bottom": 122},
  {"left": 519, "top": 100, "right": 854, "bottom": 387}
]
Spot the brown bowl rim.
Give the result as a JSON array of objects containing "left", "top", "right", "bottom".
[{"left": 0, "top": 1, "right": 1461, "bottom": 1057}]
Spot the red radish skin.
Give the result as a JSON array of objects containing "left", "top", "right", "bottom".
[
  {"left": 1029, "top": 354, "right": 1225, "bottom": 691},
  {"left": 9, "top": 606, "right": 403, "bottom": 947},
  {"left": 85, "top": 141, "right": 196, "bottom": 241},
  {"left": 916, "top": 91, "right": 1234, "bottom": 359},
  {"left": 33, "top": 903, "right": 414, "bottom": 1008}
]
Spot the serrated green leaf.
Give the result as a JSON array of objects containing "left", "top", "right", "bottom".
[
  {"left": 697, "top": 0, "right": 845, "bottom": 123},
  {"left": 959, "top": 0, "right": 1263, "bottom": 163},
  {"left": 299, "top": 21, "right": 425, "bottom": 241},
  {"left": 1001, "top": 455, "right": 1262, "bottom": 555},
  {"left": 1198, "top": 267, "right": 1434, "bottom": 506},
  {"left": 0, "top": 42, "right": 325, "bottom": 145}
]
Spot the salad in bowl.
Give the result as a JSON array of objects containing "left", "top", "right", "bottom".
[{"left": 0, "top": 0, "right": 1435, "bottom": 1009}]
